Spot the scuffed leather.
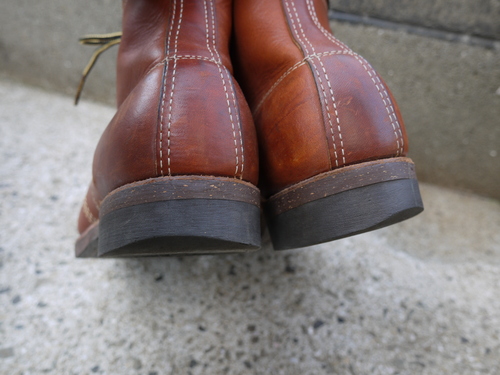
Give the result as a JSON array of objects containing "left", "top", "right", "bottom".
[
  {"left": 233, "top": 0, "right": 408, "bottom": 195},
  {"left": 78, "top": 0, "right": 258, "bottom": 234}
]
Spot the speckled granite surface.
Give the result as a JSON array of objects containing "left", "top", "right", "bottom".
[{"left": 1, "top": 81, "right": 500, "bottom": 374}]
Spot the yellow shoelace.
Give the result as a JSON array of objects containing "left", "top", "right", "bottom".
[{"left": 75, "top": 32, "right": 122, "bottom": 105}]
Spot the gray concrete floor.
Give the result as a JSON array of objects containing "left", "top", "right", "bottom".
[{"left": 1, "top": 80, "right": 500, "bottom": 374}]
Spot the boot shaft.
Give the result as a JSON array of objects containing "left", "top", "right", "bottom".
[
  {"left": 233, "top": 0, "right": 333, "bottom": 108},
  {"left": 117, "top": 0, "right": 234, "bottom": 106}
]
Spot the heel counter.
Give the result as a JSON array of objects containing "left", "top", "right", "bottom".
[
  {"left": 321, "top": 52, "right": 407, "bottom": 166},
  {"left": 92, "top": 66, "right": 163, "bottom": 196},
  {"left": 157, "top": 58, "right": 258, "bottom": 185}
]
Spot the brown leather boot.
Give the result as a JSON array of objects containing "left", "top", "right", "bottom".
[
  {"left": 233, "top": 0, "right": 423, "bottom": 250},
  {"left": 75, "top": 0, "right": 260, "bottom": 257}
]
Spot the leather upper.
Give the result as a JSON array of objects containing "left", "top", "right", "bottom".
[
  {"left": 78, "top": 0, "right": 258, "bottom": 234},
  {"left": 233, "top": 0, "right": 408, "bottom": 195}
]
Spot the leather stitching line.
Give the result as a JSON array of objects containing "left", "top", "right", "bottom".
[
  {"left": 91, "top": 193, "right": 102, "bottom": 212},
  {"left": 83, "top": 196, "right": 98, "bottom": 224},
  {"left": 306, "top": 0, "right": 346, "bottom": 167},
  {"left": 225, "top": 66, "right": 245, "bottom": 178},
  {"left": 166, "top": 55, "right": 218, "bottom": 63},
  {"left": 286, "top": 0, "right": 343, "bottom": 167},
  {"left": 147, "top": 56, "right": 230, "bottom": 76},
  {"left": 353, "top": 57, "right": 404, "bottom": 156},
  {"left": 306, "top": 0, "right": 345, "bottom": 165},
  {"left": 253, "top": 50, "right": 355, "bottom": 115},
  {"left": 287, "top": 0, "right": 339, "bottom": 167},
  {"left": 307, "top": 4, "right": 404, "bottom": 156},
  {"left": 166, "top": 0, "right": 184, "bottom": 176},
  {"left": 159, "top": 0, "right": 177, "bottom": 177},
  {"left": 206, "top": 0, "right": 241, "bottom": 178}
]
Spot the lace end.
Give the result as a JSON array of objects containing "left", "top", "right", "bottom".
[{"left": 74, "top": 32, "right": 122, "bottom": 106}]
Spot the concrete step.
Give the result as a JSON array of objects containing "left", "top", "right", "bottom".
[
  {"left": 1, "top": 80, "right": 499, "bottom": 374},
  {"left": 329, "top": 0, "right": 500, "bottom": 40}
]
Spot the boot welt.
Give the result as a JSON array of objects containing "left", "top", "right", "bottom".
[
  {"left": 265, "top": 157, "right": 424, "bottom": 250},
  {"left": 75, "top": 176, "right": 261, "bottom": 257}
]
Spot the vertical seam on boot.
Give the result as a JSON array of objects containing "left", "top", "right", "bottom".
[
  {"left": 285, "top": 0, "right": 344, "bottom": 167},
  {"left": 166, "top": 0, "right": 184, "bottom": 176},
  {"left": 212, "top": 2, "right": 245, "bottom": 179},
  {"left": 205, "top": 0, "right": 242, "bottom": 178},
  {"left": 307, "top": 0, "right": 404, "bottom": 156},
  {"left": 159, "top": 0, "right": 178, "bottom": 177},
  {"left": 224, "top": 67, "right": 245, "bottom": 179},
  {"left": 157, "top": 63, "right": 168, "bottom": 176},
  {"left": 305, "top": 0, "right": 344, "bottom": 165}
]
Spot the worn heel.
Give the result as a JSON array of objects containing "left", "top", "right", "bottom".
[
  {"left": 265, "top": 157, "right": 424, "bottom": 250},
  {"left": 75, "top": 176, "right": 261, "bottom": 257}
]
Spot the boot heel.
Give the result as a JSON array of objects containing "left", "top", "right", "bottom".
[
  {"left": 75, "top": 176, "right": 261, "bottom": 257},
  {"left": 265, "top": 157, "right": 424, "bottom": 250}
]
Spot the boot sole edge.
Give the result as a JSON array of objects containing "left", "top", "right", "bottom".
[
  {"left": 75, "top": 176, "right": 261, "bottom": 257},
  {"left": 265, "top": 158, "right": 424, "bottom": 250}
]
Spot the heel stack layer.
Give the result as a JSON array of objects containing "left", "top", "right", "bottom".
[
  {"left": 265, "top": 158, "right": 424, "bottom": 250},
  {"left": 75, "top": 176, "right": 261, "bottom": 258},
  {"left": 268, "top": 157, "right": 417, "bottom": 216},
  {"left": 100, "top": 175, "right": 261, "bottom": 217}
]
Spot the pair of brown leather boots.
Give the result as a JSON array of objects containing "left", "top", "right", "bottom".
[{"left": 75, "top": 0, "right": 423, "bottom": 257}]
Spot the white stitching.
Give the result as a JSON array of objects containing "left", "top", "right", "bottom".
[
  {"left": 83, "top": 196, "right": 98, "bottom": 223},
  {"left": 254, "top": 59, "right": 307, "bottom": 114},
  {"left": 91, "top": 193, "right": 102, "bottom": 211},
  {"left": 306, "top": 0, "right": 403, "bottom": 156},
  {"left": 253, "top": 50, "right": 354, "bottom": 114},
  {"left": 157, "top": 2, "right": 247, "bottom": 178},
  {"left": 288, "top": 0, "right": 314, "bottom": 54},
  {"left": 225, "top": 66, "right": 245, "bottom": 178},
  {"left": 203, "top": 0, "right": 212, "bottom": 57},
  {"left": 285, "top": 0, "right": 344, "bottom": 167},
  {"left": 305, "top": 0, "right": 349, "bottom": 164},
  {"left": 167, "top": 55, "right": 217, "bottom": 63},
  {"left": 165, "top": 0, "right": 184, "bottom": 176},
  {"left": 289, "top": 0, "right": 343, "bottom": 166},
  {"left": 353, "top": 56, "right": 404, "bottom": 156},
  {"left": 319, "top": 57, "right": 345, "bottom": 165},
  {"left": 305, "top": 0, "right": 350, "bottom": 51},
  {"left": 159, "top": 0, "right": 177, "bottom": 176},
  {"left": 210, "top": 0, "right": 243, "bottom": 178},
  {"left": 205, "top": 0, "right": 241, "bottom": 178},
  {"left": 150, "top": 57, "right": 243, "bottom": 83}
]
